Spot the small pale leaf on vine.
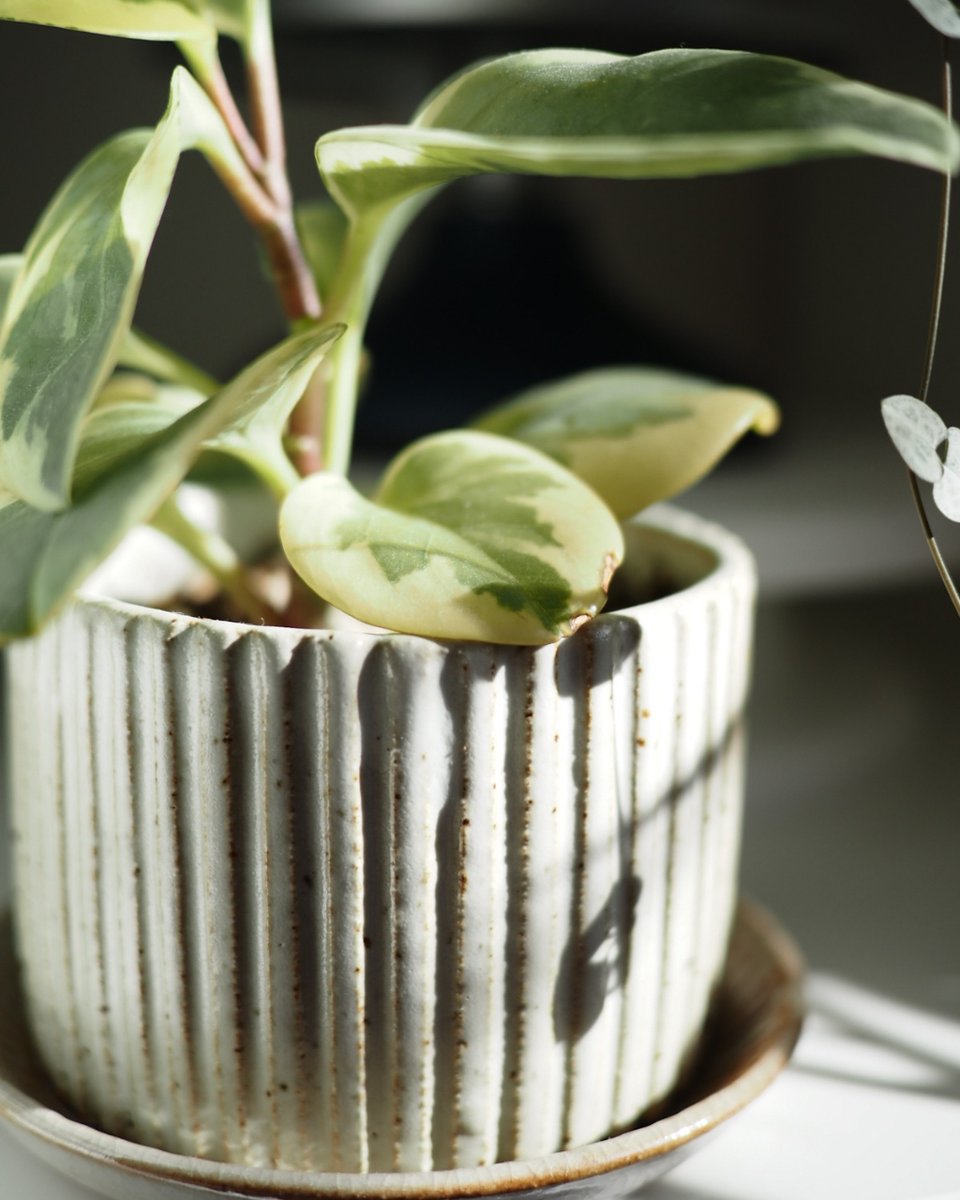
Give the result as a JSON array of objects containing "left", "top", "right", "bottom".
[
  {"left": 932, "top": 427, "right": 960, "bottom": 520},
  {"left": 881, "top": 394, "right": 947, "bottom": 482}
]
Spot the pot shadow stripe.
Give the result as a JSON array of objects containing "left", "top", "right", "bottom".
[
  {"left": 432, "top": 648, "right": 468, "bottom": 1169},
  {"left": 164, "top": 630, "right": 201, "bottom": 1146},
  {"left": 560, "top": 628, "right": 593, "bottom": 1150},
  {"left": 496, "top": 646, "right": 536, "bottom": 1162},
  {"left": 86, "top": 613, "right": 118, "bottom": 1113},
  {"left": 282, "top": 637, "right": 319, "bottom": 1167}
]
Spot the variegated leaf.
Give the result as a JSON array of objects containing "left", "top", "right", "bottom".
[
  {"left": 905, "top": 0, "right": 960, "bottom": 36},
  {"left": 0, "top": 0, "right": 214, "bottom": 40},
  {"left": 280, "top": 430, "right": 624, "bottom": 644},
  {"left": 117, "top": 328, "right": 219, "bottom": 394},
  {"left": 0, "top": 67, "right": 248, "bottom": 512},
  {"left": 0, "top": 254, "right": 19, "bottom": 319},
  {"left": 317, "top": 48, "right": 960, "bottom": 224},
  {"left": 295, "top": 199, "right": 349, "bottom": 297},
  {"left": 881, "top": 393, "right": 948, "bottom": 482},
  {"left": 0, "top": 328, "right": 337, "bottom": 639},
  {"left": 474, "top": 367, "right": 779, "bottom": 517}
]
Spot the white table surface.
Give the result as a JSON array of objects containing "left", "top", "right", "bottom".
[{"left": 1, "top": 578, "right": 958, "bottom": 1200}]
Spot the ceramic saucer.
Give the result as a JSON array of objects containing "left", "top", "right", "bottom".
[{"left": 0, "top": 900, "right": 803, "bottom": 1199}]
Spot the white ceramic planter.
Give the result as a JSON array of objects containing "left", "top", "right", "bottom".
[{"left": 4, "top": 505, "right": 755, "bottom": 1174}]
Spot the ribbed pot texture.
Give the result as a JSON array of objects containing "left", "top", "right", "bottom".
[{"left": 4, "top": 507, "right": 755, "bottom": 1173}]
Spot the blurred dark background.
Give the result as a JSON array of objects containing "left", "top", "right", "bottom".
[{"left": 1, "top": 0, "right": 958, "bottom": 592}]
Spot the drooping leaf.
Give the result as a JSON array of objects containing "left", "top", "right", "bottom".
[
  {"left": 0, "top": 0, "right": 214, "bottom": 40},
  {"left": 881, "top": 393, "right": 948, "bottom": 482},
  {"left": 317, "top": 48, "right": 960, "bottom": 223},
  {"left": 0, "top": 327, "right": 338, "bottom": 640},
  {"left": 295, "top": 199, "right": 349, "bottom": 297},
  {"left": 0, "top": 67, "right": 249, "bottom": 513},
  {"left": 905, "top": 0, "right": 960, "bottom": 36},
  {"left": 280, "top": 429, "right": 623, "bottom": 644},
  {"left": 933, "top": 427, "right": 960, "bottom": 518},
  {"left": 474, "top": 367, "right": 779, "bottom": 516}
]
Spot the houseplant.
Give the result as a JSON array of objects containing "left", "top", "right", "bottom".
[{"left": 1, "top": 0, "right": 957, "bottom": 1178}]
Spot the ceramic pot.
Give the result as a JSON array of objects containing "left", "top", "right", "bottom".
[{"left": 4, "top": 505, "right": 755, "bottom": 1173}]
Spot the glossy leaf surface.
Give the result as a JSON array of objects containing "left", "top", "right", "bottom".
[
  {"left": 933, "top": 427, "right": 960, "bottom": 518},
  {"left": 280, "top": 430, "right": 624, "bottom": 644},
  {"left": 905, "top": 0, "right": 960, "bottom": 36},
  {"left": 0, "top": 0, "right": 213, "bottom": 40},
  {"left": 0, "top": 329, "right": 336, "bottom": 639},
  {"left": 475, "top": 368, "right": 779, "bottom": 516},
  {"left": 0, "top": 68, "right": 245, "bottom": 512},
  {"left": 317, "top": 48, "right": 960, "bottom": 222}
]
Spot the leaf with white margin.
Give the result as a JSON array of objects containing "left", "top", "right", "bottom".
[
  {"left": 0, "top": 255, "right": 19, "bottom": 318},
  {"left": 933, "top": 427, "right": 960, "bottom": 520},
  {"left": 0, "top": 0, "right": 213, "bottom": 40},
  {"left": 474, "top": 367, "right": 780, "bottom": 517},
  {"left": 0, "top": 327, "right": 338, "bottom": 640},
  {"left": 881, "top": 394, "right": 948, "bottom": 482},
  {"left": 280, "top": 430, "right": 624, "bottom": 644},
  {"left": 905, "top": 0, "right": 960, "bottom": 36},
  {"left": 0, "top": 67, "right": 249, "bottom": 513},
  {"left": 317, "top": 48, "right": 960, "bottom": 224}
]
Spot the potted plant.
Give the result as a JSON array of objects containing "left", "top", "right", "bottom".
[{"left": 0, "top": 0, "right": 956, "bottom": 1178}]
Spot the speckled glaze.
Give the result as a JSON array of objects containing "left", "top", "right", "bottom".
[{"left": 4, "top": 506, "right": 756, "bottom": 1173}]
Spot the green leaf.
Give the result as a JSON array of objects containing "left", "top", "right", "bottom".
[
  {"left": 0, "top": 255, "right": 20, "bottom": 320},
  {"left": 0, "top": 67, "right": 249, "bottom": 513},
  {"left": 295, "top": 199, "right": 349, "bottom": 298},
  {"left": 317, "top": 48, "right": 960, "bottom": 223},
  {"left": 474, "top": 367, "right": 779, "bottom": 517},
  {"left": 0, "top": 327, "right": 339, "bottom": 640},
  {"left": 0, "top": 0, "right": 214, "bottom": 40},
  {"left": 905, "top": 0, "right": 960, "bottom": 37},
  {"left": 280, "top": 429, "right": 624, "bottom": 644},
  {"left": 117, "top": 328, "right": 219, "bottom": 394}
]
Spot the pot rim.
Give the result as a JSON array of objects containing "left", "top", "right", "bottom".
[{"left": 73, "top": 504, "right": 755, "bottom": 648}]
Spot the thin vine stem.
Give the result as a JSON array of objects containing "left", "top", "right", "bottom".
[{"left": 908, "top": 36, "right": 960, "bottom": 616}]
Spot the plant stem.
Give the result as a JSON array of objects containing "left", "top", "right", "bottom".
[
  {"left": 179, "top": 37, "right": 266, "bottom": 181},
  {"left": 242, "top": 0, "right": 325, "bottom": 476},
  {"left": 152, "top": 498, "right": 280, "bottom": 624},
  {"left": 908, "top": 36, "right": 960, "bottom": 615}
]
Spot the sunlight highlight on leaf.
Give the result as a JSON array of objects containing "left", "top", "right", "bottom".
[
  {"left": 280, "top": 430, "right": 624, "bottom": 643},
  {"left": 475, "top": 367, "right": 779, "bottom": 516}
]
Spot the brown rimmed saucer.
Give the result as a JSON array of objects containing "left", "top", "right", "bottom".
[{"left": 0, "top": 900, "right": 804, "bottom": 1200}]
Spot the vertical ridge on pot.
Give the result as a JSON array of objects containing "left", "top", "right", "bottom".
[{"left": 6, "top": 508, "right": 756, "bottom": 1175}]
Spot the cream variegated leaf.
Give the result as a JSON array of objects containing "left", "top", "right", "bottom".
[
  {"left": 475, "top": 368, "right": 779, "bottom": 516},
  {"left": 0, "top": 0, "right": 214, "bottom": 40},
  {"left": 0, "top": 328, "right": 338, "bottom": 639},
  {"left": 317, "top": 48, "right": 960, "bottom": 224},
  {"left": 280, "top": 430, "right": 624, "bottom": 644},
  {"left": 0, "top": 67, "right": 249, "bottom": 512},
  {"left": 0, "top": 255, "right": 19, "bottom": 319}
]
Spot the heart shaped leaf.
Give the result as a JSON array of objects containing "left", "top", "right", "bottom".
[
  {"left": 317, "top": 48, "right": 959, "bottom": 223},
  {"left": 0, "top": 67, "right": 248, "bottom": 512},
  {"left": 933, "top": 427, "right": 960, "bottom": 519},
  {"left": 0, "top": 327, "right": 338, "bottom": 639},
  {"left": 280, "top": 430, "right": 624, "bottom": 644},
  {"left": 905, "top": 0, "right": 960, "bottom": 36},
  {"left": 474, "top": 368, "right": 779, "bottom": 517},
  {"left": 881, "top": 393, "right": 948, "bottom": 482},
  {"left": 0, "top": 0, "right": 214, "bottom": 40}
]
